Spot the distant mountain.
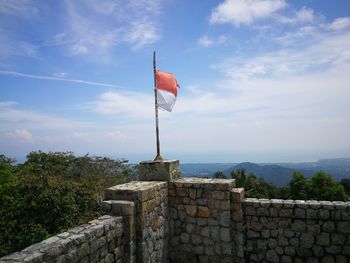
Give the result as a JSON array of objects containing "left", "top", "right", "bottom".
[
  {"left": 276, "top": 158, "right": 350, "bottom": 181},
  {"left": 180, "top": 158, "right": 350, "bottom": 186},
  {"left": 224, "top": 162, "right": 308, "bottom": 186},
  {"left": 180, "top": 163, "right": 236, "bottom": 177}
]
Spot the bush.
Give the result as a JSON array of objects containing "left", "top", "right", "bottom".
[
  {"left": 0, "top": 151, "right": 131, "bottom": 257},
  {"left": 230, "top": 169, "right": 348, "bottom": 201}
]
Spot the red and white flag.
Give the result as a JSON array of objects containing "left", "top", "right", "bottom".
[{"left": 155, "top": 70, "right": 180, "bottom": 112}]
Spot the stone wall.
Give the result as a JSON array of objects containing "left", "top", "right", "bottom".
[
  {"left": 2, "top": 159, "right": 350, "bottom": 263},
  {"left": 0, "top": 215, "right": 124, "bottom": 263},
  {"left": 168, "top": 178, "right": 235, "bottom": 263},
  {"left": 243, "top": 198, "right": 350, "bottom": 262}
]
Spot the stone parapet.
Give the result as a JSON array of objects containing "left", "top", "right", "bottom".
[
  {"left": 168, "top": 178, "right": 235, "bottom": 262},
  {"left": 3, "top": 173, "right": 350, "bottom": 263},
  {"left": 104, "top": 181, "right": 168, "bottom": 263},
  {"left": 231, "top": 188, "right": 245, "bottom": 263},
  {"left": 0, "top": 215, "right": 124, "bottom": 263},
  {"left": 243, "top": 198, "right": 350, "bottom": 262},
  {"left": 103, "top": 200, "right": 136, "bottom": 263}
]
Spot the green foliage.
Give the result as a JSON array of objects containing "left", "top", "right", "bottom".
[
  {"left": 0, "top": 151, "right": 131, "bottom": 257},
  {"left": 230, "top": 168, "right": 348, "bottom": 201},
  {"left": 308, "top": 171, "right": 347, "bottom": 201},
  {"left": 341, "top": 179, "right": 350, "bottom": 196},
  {"left": 0, "top": 154, "right": 16, "bottom": 170},
  {"left": 213, "top": 171, "right": 227, "bottom": 179},
  {"left": 231, "top": 169, "right": 282, "bottom": 198},
  {"left": 288, "top": 172, "right": 310, "bottom": 200}
]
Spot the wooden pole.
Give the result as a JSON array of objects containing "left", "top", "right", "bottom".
[{"left": 153, "top": 51, "right": 163, "bottom": 161}]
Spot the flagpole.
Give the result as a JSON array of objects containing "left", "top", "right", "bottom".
[{"left": 153, "top": 51, "right": 163, "bottom": 161}]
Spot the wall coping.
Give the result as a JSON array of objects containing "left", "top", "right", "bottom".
[
  {"left": 244, "top": 198, "right": 350, "bottom": 209},
  {"left": 171, "top": 177, "right": 235, "bottom": 190}
]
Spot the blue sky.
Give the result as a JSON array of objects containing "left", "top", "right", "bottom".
[{"left": 1, "top": 0, "right": 350, "bottom": 163}]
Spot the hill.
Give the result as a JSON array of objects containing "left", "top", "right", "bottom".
[
  {"left": 180, "top": 163, "right": 236, "bottom": 177},
  {"left": 224, "top": 162, "right": 309, "bottom": 186},
  {"left": 181, "top": 158, "right": 350, "bottom": 186}
]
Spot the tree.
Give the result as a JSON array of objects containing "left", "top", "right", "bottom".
[
  {"left": 213, "top": 171, "right": 227, "bottom": 179},
  {"left": 309, "top": 171, "right": 347, "bottom": 201},
  {"left": 230, "top": 169, "right": 279, "bottom": 198},
  {"left": 0, "top": 151, "right": 132, "bottom": 257},
  {"left": 0, "top": 154, "right": 15, "bottom": 170},
  {"left": 288, "top": 172, "right": 310, "bottom": 200},
  {"left": 340, "top": 179, "right": 350, "bottom": 198},
  {"left": 231, "top": 169, "right": 247, "bottom": 186}
]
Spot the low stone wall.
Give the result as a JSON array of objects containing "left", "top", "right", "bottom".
[
  {"left": 243, "top": 198, "right": 350, "bottom": 262},
  {"left": 0, "top": 215, "right": 124, "bottom": 263},
  {"left": 168, "top": 178, "right": 235, "bottom": 263}
]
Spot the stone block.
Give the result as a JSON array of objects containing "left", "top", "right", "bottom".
[
  {"left": 220, "top": 228, "right": 231, "bottom": 242},
  {"left": 280, "top": 208, "right": 293, "bottom": 217},
  {"left": 257, "top": 207, "right": 269, "bottom": 216},
  {"left": 220, "top": 200, "right": 230, "bottom": 210},
  {"left": 316, "top": 233, "right": 330, "bottom": 246},
  {"left": 138, "top": 159, "right": 180, "bottom": 181},
  {"left": 110, "top": 200, "right": 135, "bottom": 216},
  {"left": 325, "top": 245, "right": 342, "bottom": 254},
  {"left": 323, "top": 221, "right": 335, "bottom": 232},
  {"left": 189, "top": 189, "right": 196, "bottom": 199},
  {"left": 197, "top": 206, "right": 210, "bottom": 218},
  {"left": 331, "top": 233, "right": 345, "bottom": 245},
  {"left": 244, "top": 205, "right": 256, "bottom": 216},
  {"left": 232, "top": 209, "right": 243, "bottom": 222},
  {"left": 176, "top": 188, "right": 188, "bottom": 197},
  {"left": 266, "top": 249, "right": 279, "bottom": 263},
  {"left": 212, "top": 191, "right": 225, "bottom": 200},
  {"left": 231, "top": 188, "right": 245, "bottom": 203},
  {"left": 294, "top": 208, "right": 306, "bottom": 218},
  {"left": 312, "top": 245, "right": 324, "bottom": 257},
  {"left": 191, "top": 234, "right": 202, "bottom": 245},
  {"left": 337, "top": 222, "right": 350, "bottom": 233},
  {"left": 300, "top": 232, "right": 314, "bottom": 249},
  {"left": 185, "top": 205, "right": 197, "bottom": 216}
]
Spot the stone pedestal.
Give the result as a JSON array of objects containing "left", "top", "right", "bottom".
[{"left": 138, "top": 160, "right": 180, "bottom": 182}]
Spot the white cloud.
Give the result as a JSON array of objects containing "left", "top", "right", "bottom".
[
  {"left": 210, "top": 0, "right": 287, "bottom": 26},
  {"left": 197, "top": 34, "right": 228, "bottom": 47},
  {"left": 275, "top": 7, "right": 315, "bottom": 25},
  {"left": 106, "top": 131, "right": 128, "bottom": 141},
  {"left": 0, "top": 0, "right": 38, "bottom": 17},
  {"left": 328, "top": 17, "right": 350, "bottom": 31},
  {"left": 0, "top": 32, "right": 38, "bottom": 58},
  {"left": 0, "top": 101, "right": 17, "bottom": 108},
  {"left": 187, "top": 85, "right": 202, "bottom": 94},
  {"left": 125, "top": 22, "right": 159, "bottom": 49},
  {"left": 213, "top": 29, "right": 350, "bottom": 80},
  {"left": 0, "top": 103, "right": 92, "bottom": 131},
  {"left": 91, "top": 91, "right": 153, "bottom": 119},
  {"left": 5, "top": 129, "right": 34, "bottom": 142},
  {"left": 52, "top": 0, "right": 162, "bottom": 56}
]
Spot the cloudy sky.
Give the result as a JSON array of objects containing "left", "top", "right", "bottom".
[{"left": 1, "top": 0, "right": 350, "bottom": 163}]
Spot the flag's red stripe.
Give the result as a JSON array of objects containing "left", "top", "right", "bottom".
[{"left": 155, "top": 70, "right": 179, "bottom": 96}]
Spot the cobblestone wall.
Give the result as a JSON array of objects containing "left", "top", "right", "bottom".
[
  {"left": 0, "top": 215, "right": 124, "bottom": 263},
  {"left": 243, "top": 198, "right": 350, "bottom": 262},
  {"left": 168, "top": 178, "right": 235, "bottom": 263}
]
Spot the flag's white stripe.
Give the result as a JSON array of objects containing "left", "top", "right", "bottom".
[{"left": 157, "top": 89, "right": 176, "bottom": 112}]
